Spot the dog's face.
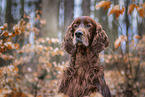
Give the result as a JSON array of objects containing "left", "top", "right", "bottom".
[
  {"left": 62, "top": 16, "right": 109, "bottom": 54},
  {"left": 71, "top": 16, "right": 96, "bottom": 47}
]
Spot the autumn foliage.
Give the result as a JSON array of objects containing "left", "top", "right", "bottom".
[
  {"left": 0, "top": 0, "right": 145, "bottom": 97},
  {"left": 96, "top": 1, "right": 145, "bottom": 19},
  {"left": 96, "top": 0, "right": 145, "bottom": 97},
  {"left": 0, "top": 11, "right": 65, "bottom": 96}
]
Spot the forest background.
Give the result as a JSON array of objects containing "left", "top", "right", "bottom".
[{"left": 0, "top": 0, "right": 145, "bottom": 97}]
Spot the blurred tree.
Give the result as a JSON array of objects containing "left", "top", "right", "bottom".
[
  {"left": 82, "top": 0, "right": 90, "bottom": 16},
  {"left": 96, "top": 0, "right": 114, "bottom": 52},
  {"left": 5, "top": 0, "right": 14, "bottom": 31},
  {"left": 138, "top": 0, "right": 145, "bottom": 36},
  {"left": 64, "top": 0, "right": 74, "bottom": 33},
  {"left": 35, "top": 0, "right": 42, "bottom": 11},
  {"left": 42, "top": 0, "right": 59, "bottom": 38},
  {"left": 20, "top": 0, "right": 24, "bottom": 17},
  {"left": 111, "top": 1, "right": 119, "bottom": 52},
  {"left": 125, "top": 0, "right": 130, "bottom": 54}
]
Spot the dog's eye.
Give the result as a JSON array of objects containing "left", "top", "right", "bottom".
[
  {"left": 86, "top": 24, "right": 91, "bottom": 28},
  {"left": 74, "top": 24, "right": 78, "bottom": 28}
]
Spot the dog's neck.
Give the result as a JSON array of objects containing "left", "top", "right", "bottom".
[{"left": 70, "top": 46, "right": 100, "bottom": 68}]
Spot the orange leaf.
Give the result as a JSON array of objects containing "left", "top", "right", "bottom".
[
  {"left": 11, "top": 92, "right": 27, "bottom": 97},
  {"left": 54, "top": 93, "right": 68, "bottom": 97},
  {"left": 134, "top": 35, "right": 141, "bottom": 39},
  {"left": 135, "top": 5, "right": 145, "bottom": 17},
  {"left": 1, "top": 31, "right": 8, "bottom": 37},
  {"left": 14, "top": 30, "right": 21, "bottom": 35},
  {"left": 90, "top": 92, "right": 103, "bottom": 97},
  {"left": 4, "top": 23, "right": 8, "bottom": 28},
  {"left": 40, "top": 19, "right": 46, "bottom": 24},
  {"left": 0, "top": 40, "right": 3, "bottom": 45},
  {"left": 140, "top": 2, "right": 145, "bottom": 9},
  {"left": 120, "top": 35, "right": 127, "bottom": 41},
  {"left": 114, "top": 35, "right": 127, "bottom": 49},
  {"left": 0, "top": 26, "right": 5, "bottom": 30},
  {"left": 14, "top": 43, "right": 19, "bottom": 50},
  {"left": 114, "top": 38, "right": 121, "bottom": 49},
  {"left": 7, "top": 44, "right": 12, "bottom": 50},
  {"left": 96, "top": 1, "right": 111, "bottom": 10},
  {"left": 109, "top": 5, "right": 125, "bottom": 19},
  {"left": 13, "top": 67, "right": 19, "bottom": 72},
  {"left": 128, "top": 4, "right": 136, "bottom": 15},
  {"left": 39, "top": 10, "right": 42, "bottom": 14},
  {"left": 23, "top": 14, "right": 27, "bottom": 18},
  {"left": 0, "top": 45, "right": 5, "bottom": 52}
]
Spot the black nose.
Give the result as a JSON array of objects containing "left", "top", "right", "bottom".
[{"left": 75, "top": 31, "right": 83, "bottom": 38}]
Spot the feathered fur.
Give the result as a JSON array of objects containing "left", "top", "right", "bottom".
[{"left": 59, "top": 16, "right": 111, "bottom": 97}]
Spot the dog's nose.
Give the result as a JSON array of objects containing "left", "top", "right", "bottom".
[{"left": 75, "top": 31, "right": 83, "bottom": 38}]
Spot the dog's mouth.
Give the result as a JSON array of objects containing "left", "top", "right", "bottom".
[{"left": 73, "top": 37, "right": 88, "bottom": 47}]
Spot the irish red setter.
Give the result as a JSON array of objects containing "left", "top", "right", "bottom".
[{"left": 58, "top": 16, "right": 111, "bottom": 97}]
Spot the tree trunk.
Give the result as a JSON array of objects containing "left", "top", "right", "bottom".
[
  {"left": 42, "top": 0, "right": 59, "bottom": 38},
  {"left": 64, "top": 0, "right": 74, "bottom": 32},
  {"left": 82, "top": 0, "right": 90, "bottom": 16},
  {"left": 109, "top": 0, "right": 118, "bottom": 52},
  {"left": 5, "top": 0, "right": 14, "bottom": 31},
  {"left": 125, "top": 0, "right": 129, "bottom": 54},
  {"left": 97, "top": 0, "right": 111, "bottom": 52},
  {"left": 20, "top": 0, "right": 24, "bottom": 17},
  {"left": 124, "top": 0, "right": 134, "bottom": 96}
]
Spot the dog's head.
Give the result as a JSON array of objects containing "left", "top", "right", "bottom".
[{"left": 62, "top": 16, "right": 109, "bottom": 54}]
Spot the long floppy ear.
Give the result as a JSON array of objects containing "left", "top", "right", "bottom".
[
  {"left": 91, "top": 23, "right": 109, "bottom": 54},
  {"left": 61, "top": 23, "right": 76, "bottom": 55}
]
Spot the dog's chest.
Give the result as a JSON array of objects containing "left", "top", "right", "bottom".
[{"left": 67, "top": 67, "right": 97, "bottom": 96}]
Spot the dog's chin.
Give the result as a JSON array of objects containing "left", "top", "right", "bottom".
[{"left": 73, "top": 39, "right": 89, "bottom": 47}]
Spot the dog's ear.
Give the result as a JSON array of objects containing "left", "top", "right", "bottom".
[
  {"left": 91, "top": 23, "right": 109, "bottom": 53},
  {"left": 61, "top": 22, "right": 76, "bottom": 55}
]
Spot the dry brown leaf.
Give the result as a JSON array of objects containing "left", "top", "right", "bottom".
[
  {"left": 40, "top": 19, "right": 46, "bottom": 24},
  {"left": 109, "top": 5, "right": 125, "bottom": 19},
  {"left": 128, "top": 4, "right": 136, "bottom": 15},
  {"left": 140, "top": 2, "right": 145, "bottom": 9},
  {"left": 134, "top": 35, "right": 141, "bottom": 39},
  {"left": 90, "top": 92, "right": 103, "bottom": 97},
  {"left": 1, "top": 31, "right": 8, "bottom": 37},
  {"left": 4, "top": 23, "right": 8, "bottom": 28},
  {"left": 14, "top": 43, "right": 19, "bottom": 50},
  {"left": 96, "top": 1, "right": 111, "bottom": 10},
  {"left": 120, "top": 35, "right": 127, "bottom": 41},
  {"left": 114, "top": 35, "right": 127, "bottom": 49},
  {"left": 135, "top": 5, "right": 145, "bottom": 17},
  {"left": 54, "top": 93, "right": 68, "bottom": 97},
  {"left": 114, "top": 38, "right": 121, "bottom": 49},
  {"left": 0, "top": 26, "right": 5, "bottom": 30}
]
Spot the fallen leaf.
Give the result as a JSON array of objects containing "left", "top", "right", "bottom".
[
  {"left": 54, "top": 93, "right": 68, "bottom": 97},
  {"left": 90, "top": 92, "right": 103, "bottom": 97}
]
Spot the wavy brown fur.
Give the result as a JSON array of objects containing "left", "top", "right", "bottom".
[{"left": 59, "top": 16, "right": 111, "bottom": 97}]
